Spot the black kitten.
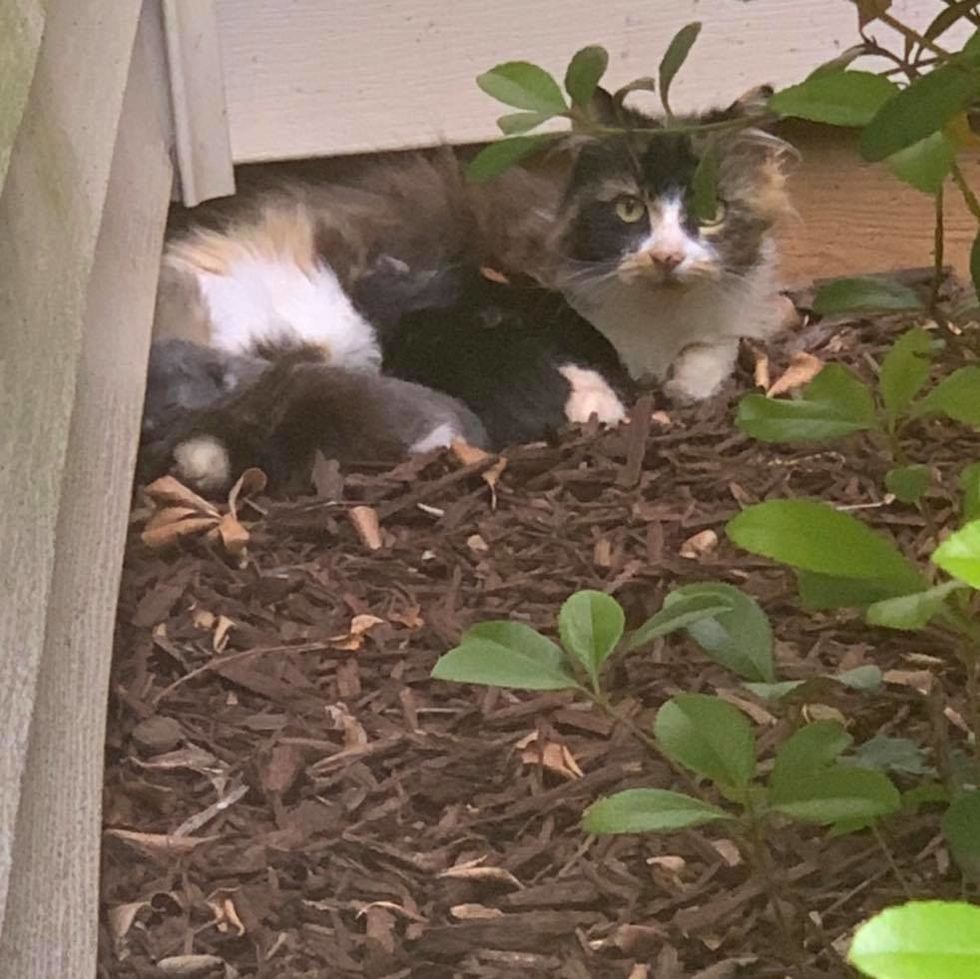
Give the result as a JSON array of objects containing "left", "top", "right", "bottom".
[{"left": 375, "top": 263, "right": 635, "bottom": 447}]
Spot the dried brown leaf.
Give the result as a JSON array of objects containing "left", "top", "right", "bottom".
[
  {"left": 206, "top": 892, "right": 247, "bottom": 936},
  {"left": 767, "top": 351, "right": 824, "bottom": 398},
  {"left": 227, "top": 467, "right": 267, "bottom": 519},
  {"left": 518, "top": 736, "right": 584, "bottom": 780},
  {"left": 451, "top": 439, "right": 491, "bottom": 466},
  {"left": 144, "top": 475, "right": 220, "bottom": 517},
  {"left": 217, "top": 513, "right": 250, "bottom": 557},
  {"left": 104, "top": 828, "right": 219, "bottom": 859},
  {"left": 142, "top": 516, "right": 220, "bottom": 550}
]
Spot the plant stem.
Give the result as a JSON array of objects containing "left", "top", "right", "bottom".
[
  {"left": 871, "top": 822, "right": 913, "bottom": 899},
  {"left": 951, "top": 160, "right": 980, "bottom": 222},
  {"left": 743, "top": 799, "right": 803, "bottom": 969},
  {"left": 966, "top": 654, "right": 980, "bottom": 766},
  {"left": 873, "top": 8, "right": 954, "bottom": 59},
  {"left": 930, "top": 186, "right": 946, "bottom": 313}
]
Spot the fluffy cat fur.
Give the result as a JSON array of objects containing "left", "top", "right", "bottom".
[
  {"left": 139, "top": 340, "right": 489, "bottom": 493},
  {"left": 151, "top": 83, "right": 794, "bottom": 469}
]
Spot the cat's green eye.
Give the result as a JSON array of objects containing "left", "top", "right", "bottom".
[
  {"left": 614, "top": 196, "right": 647, "bottom": 224},
  {"left": 698, "top": 201, "right": 727, "bottom": 229}
]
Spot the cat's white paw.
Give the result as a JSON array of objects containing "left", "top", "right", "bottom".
[
  {"left": 172, "top": 435, "right": 231, "bottom": 492},
  {"left": 559, "top": 364, "right": 627, "bottom": 426},
  {"left": 664, "top": 341, "right": 739, "bottom": 403},
  {"left": 409, "top": 422, "right": 458, "bottom": 454}
]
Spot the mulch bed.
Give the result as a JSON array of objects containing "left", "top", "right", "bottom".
[{"left": 100, "top": 277, "right": 980, "bottom": 979}]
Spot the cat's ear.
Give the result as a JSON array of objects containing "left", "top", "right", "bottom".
[
  {"left": 726, "top": 83, "right": 774, "bottom": 118},
  {"left": 570, "top": 85, "right": 618, "bottom": 131}
]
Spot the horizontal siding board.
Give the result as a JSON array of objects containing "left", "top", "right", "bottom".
[{"left": 213, "top": 0, "right": 960, "bottom": 163}]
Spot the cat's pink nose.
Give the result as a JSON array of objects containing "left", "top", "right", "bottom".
[{"left": 648, "top": 249, "right": 683, "bottom": 271}]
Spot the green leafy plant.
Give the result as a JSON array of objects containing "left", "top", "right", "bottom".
[
  {"left": 737, "top": 327, "right": 980, "bottom": 474},
  {"left": 849, "top": 900, "right": 980, "bottom": 978}
]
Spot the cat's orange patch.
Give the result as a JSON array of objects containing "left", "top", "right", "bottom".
[{"left": 166, "top": 205, "right": 318, "bottom": 277}]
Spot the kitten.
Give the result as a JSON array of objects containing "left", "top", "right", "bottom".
[
  {"left": 142, "top": 338, "right": 266, "bottom": 438},
  {"left": 139, "top": 340, "right": 489, "bottom": 493},
  {"left": 374, "top": 262, "right": 633, "bottom": 447}
]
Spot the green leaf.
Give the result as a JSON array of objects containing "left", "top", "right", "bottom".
[
  {"left": 933, "top": 520, "right": 980, "bottom": 588},
  {"left": 844, "top": 735, "right": 932, "bottom": 776},
  {"left": 812, "top": 276, "right": 924, "bottom": 315},
  {"left": 861, "top": 61, "right": 980, "bottom": 161},
  {"left": 886, "top": 131, "right": 954, "bottom": 194},
  {"left": 866, "top": 581, "right": 963, "bottom": 630},
  {"left": 913, "top": 366, "right": 980, "bottom": 426},
  {"left": 466, "top": 134, "right": 560, "bottom": 182},
  {"left": 943, "top": 791, "right": 980, "bottom": 880},
  {"left": 727, "top": 500, "right": 925, "bottom": 594},
  {"left": 659, "top": 22, "right": 702, "bottom": 116},
  {"left": 664, "top": 583, "right": 774, "bottom": 683},
  {"left": 849, "top": 900, "right": 980, "bottom": 977},
  {"left": 654, "top": 694, "right": 756, "bottom": 791},
  {"left": 564, "top": 45, "right": 609, "bottom": 108},
  {"left": 744, "top": 679, "right": 806, "bottom": 700},
  {"left": 497, "top": 111, "right": 553, "bottom": 135},
  {"left": 769, "top": 71, "right": 898, "bottom": 127},
  {"left": 771, "top": 721, "right": 853, "bottom": 791},
  {"left": 972, "top": 229, "right": 980, "bottom": 307},
  {"left": 806, "top": 44, "right": 873, "bottom": 80},
  {"left": 431, "top": 621, "right": 577, "bottom": 690},
  {"left": 959, "top": 463, "right": 980, "bottom": 523},
  {"left": 476, "top": 61, "right": 568, "bottom": 114},
  {"left": 835, "top": 665, "right": 884, "bottom": 691},
  {"left": 582, "top": 788, "right": 731, "bottom": 834},
  {"left": 612, "top": 76, "right": 657, "bottom": 108},
  {"left": 626, "top": 593, "right": 734, "bottom": 651},
  {"left": 771, "top": 767, "right": 901, "bottom": 824},
  {"left": 797, "top": 570, "right": 918, "bottom": 610},
  {"left": 558, "top": 590, "right": 624, "bottom": 689},
  {"left": 692, "top": 140, "right": 721, "bottom": 222},
  {"left": 736, "top": 364, "right": 877, "bottom": 442},
  {"left": 885, "top": 464, "right": 931, "bottom": 504},
  {"left": 879, "top": 327, "right": 934, "bottom": 422}
]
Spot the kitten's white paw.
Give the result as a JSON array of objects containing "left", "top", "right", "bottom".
[
  {"left": 409, "top": 422, "right": 458, "bottom": 454},
  {"left": 172, "top": 435, "right": 231, "bottom": 492},
  {"left": 665, "top": 341, "right": 739, "bottom": 403},
  {"left": 559, "top": 365, "right": 627, "bottom": 426}
]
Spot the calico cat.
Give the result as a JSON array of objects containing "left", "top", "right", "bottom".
[
  {"left": 139, "top": 339, "right": 489, "bottom": 492},
  {"left": 153, "top": 84, "right": 792, "bottom": 408}
]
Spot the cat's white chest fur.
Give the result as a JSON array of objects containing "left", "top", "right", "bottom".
[
  {"left": 192, "top": 256, "right": 382, "bottom": 371},
  {"left": 564, "top": 241, "right": 782, "bottom": 402}
]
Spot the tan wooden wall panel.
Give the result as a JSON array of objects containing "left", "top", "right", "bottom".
[
  {"left": 0, "top": 0, "right": 144, "bottom": 944},
  {"left": 777, "top": 123, "right": 979, "bottom": 285},
  {"left": 0, "top": 8, "right": 173, "bottom": 974}
]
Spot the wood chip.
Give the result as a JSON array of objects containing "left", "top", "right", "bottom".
[
  {"left": 679, "top": 529, "right": 719, "bottom": 559},
  {"left": 349, "top": 505, "right": 383, "bottom": 550}
]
